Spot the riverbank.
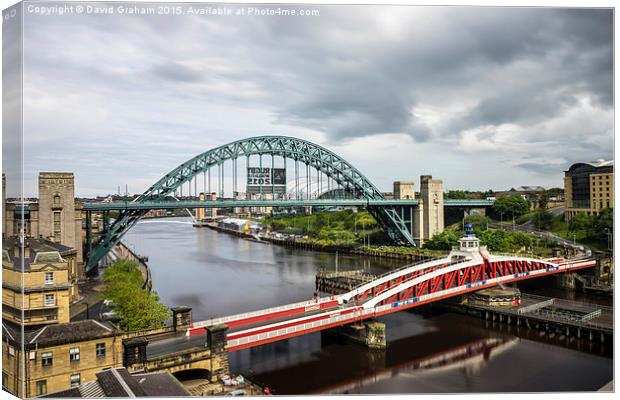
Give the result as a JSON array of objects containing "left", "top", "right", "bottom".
[{"left": 202, "top": 222, "right": 443, "bottom": 262}]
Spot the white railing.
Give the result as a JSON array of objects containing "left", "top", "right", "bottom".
[
  {"left": 225, "top": 307, "right": 375, "bottom": 349},
  {"left": 192, "top": 296, "right": 335, "bottom": 329},
  {"left": 517, "top": 299, "right": 554, "bottom": 315}
]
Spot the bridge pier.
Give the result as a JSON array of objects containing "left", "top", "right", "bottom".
[{"left": 325, "top": 320, "right": 387, "bottom": 349}]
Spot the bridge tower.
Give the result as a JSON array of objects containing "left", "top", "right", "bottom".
[
  {"left": 418, "top": 175, "right": 444, "bottom": 245},
  {"left": 196, "top": 192, "right": 206, "bottom": 221}
]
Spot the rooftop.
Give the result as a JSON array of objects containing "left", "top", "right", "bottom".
[
  {"left": 2, "top": 320, "right": 117, "bottom": 348},
  {"left": 2, "top": 236, "right": 75, "bottom": 271},
  {"left": 43, "top": 367, "right": 190, "bottom": 398}
]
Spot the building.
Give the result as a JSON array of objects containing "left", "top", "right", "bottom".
[
  {"left": 3, "top": 173, "right": 84, "bottom": 276},
  {"left": 564, "top": 160, "right": 614, "bottom": 220},
  {"left": 2, "top": 237, "right": 79, "bottom": 327},
  {"left": 2, "top": 320, "right": 122, "bottom": 397},
  {"left": 497, "top": 186, "right": 546, "bottom": 200},
  {"left": 43, "top": 367, "right": 189, "bottom": 398},
  {"left": 393, "top": 181, "right": 415, "bottom": 200}
]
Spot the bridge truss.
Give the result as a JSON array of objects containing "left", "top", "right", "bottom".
[{"left": 188, "top": 254, "right": 596, "bottom": 351}]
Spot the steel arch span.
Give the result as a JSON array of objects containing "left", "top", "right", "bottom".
[{"left": 86, "top": 136, "right": 414, "bottom": 272}]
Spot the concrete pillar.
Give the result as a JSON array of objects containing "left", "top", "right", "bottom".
[
  {"left": 196, "top": 192, "right": 206, "bottom": 221},
  {"left": 420, "top": 175, "right": 444, "bottom": 242},
  {"left": 412, "top": 200, "right": 425, "bottom": 246},
  {"left": 393, "top": 181, "right": 415, "bottom": 200}
]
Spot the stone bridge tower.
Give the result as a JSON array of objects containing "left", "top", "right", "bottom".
[{"left": 413, "top": 175, "right": 445, "bottom": 246}]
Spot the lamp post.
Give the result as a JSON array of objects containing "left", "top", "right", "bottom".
[{"left": 604, "top": 228, "right": 612, "bottom": 252}]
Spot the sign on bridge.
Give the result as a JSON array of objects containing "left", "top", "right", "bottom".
[{"left": 247, "top": 167, "right": 286, "bottom": 195}]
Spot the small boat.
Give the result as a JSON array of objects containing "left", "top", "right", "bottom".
[{"left": 245, "top": 234, "right": 267, "bottom": 244}]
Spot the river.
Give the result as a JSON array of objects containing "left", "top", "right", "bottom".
[{"left": 125, "top": 217, "right": 613, "bottom": 394}]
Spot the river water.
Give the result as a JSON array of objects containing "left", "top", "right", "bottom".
[{"left": 125, "top": 217, "right": 613, "bottom": 394}]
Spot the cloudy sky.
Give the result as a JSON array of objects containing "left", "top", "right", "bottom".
[{"left": 2, "top": 3, "right": 613, "bottom": 197}]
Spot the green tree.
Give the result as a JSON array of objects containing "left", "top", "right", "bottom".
[
  {"left": 538, "top": 192, "right": 549, "bottom": 209},
  {"left": 532, "top": 209, "right": 553, "bottom": 230},
  {"left": 568, "top": 213, "right": 596, "bottom": 236},
  {"left": 101, "top": 259, "right": 169, "bottom": 331},
  {"left": 423, "top": 230, "right": 460, "bottom": 250},
  {"left": 464, "top": 214, "right": 490, "bottom": 231},
  {"left": 594, "top": 208, "right": 613, "bottom": 244},
  {"left": 446, "top": 190, "right": 467, "bottom": 199},
  {"left": 493, "top": 195, "right": 529, "bottom": 219}
]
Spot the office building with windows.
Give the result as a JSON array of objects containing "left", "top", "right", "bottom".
[{"left": 564, "top": 159, "right": 614, "bottom": 220}]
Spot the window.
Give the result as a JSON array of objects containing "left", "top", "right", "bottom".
[
  {"left": 69, "top": 347, "right": 80, "bottom": 362},
  {"left": 2, "top": 372, "right": 8, "bottom": 390},
  {"left": 41, "top": 352, "right": 53, "bottom": 367},
  {"left": 53, "top": 211, "right": 61, "bottom": 242},
  {"left": 53, "top": 195, "right": 61, "bottom": 206},
  {"left": 96, "top": 343, "right": 106, "bottom": 358},
  {"left": 44, "top": 294, "right": 55, "bottom": 307},
  {"left": 44, "top": 272, "right": 54, "bottom": 284},
  {"left": 70, "top": 373, "right": 80, "bottom": 387},
  {"left": 36, "top": 380, "right": 47, "bottom": 396}
]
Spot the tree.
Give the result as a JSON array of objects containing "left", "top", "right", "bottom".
[
  {"left": 532, "top": 209, "right": 553, "bottom": 230},
  {"left": 464, "top": 214, "right": 489, "bottom": 231},
  {"left": 594, "top": 208, "right": 613, "bottom": 244},
  {"left": 538, "top": 192, "right": 549, "bottom": 210},
  {"left": 423, "top": 230, "right": 460, "bottom": 250},
  {"left": 446, "top": 190, "right": 467, "bottom": 200},
  {"left": 101, "top": 259, "right": 169, "bottom": 331},
  {"left": 493, "top": 195, "right": 529, "bottom": 219},
  {"left": 568, "top": 213, "right": 596, "bottom": 236}
]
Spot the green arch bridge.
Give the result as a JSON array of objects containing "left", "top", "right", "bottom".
[{"left": 83, "top": 136, "right": 493, "bottom": 272}]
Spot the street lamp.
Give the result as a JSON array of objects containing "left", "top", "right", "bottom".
[{"left": 604, "top": 228, "right": 612, "bottom": 252}]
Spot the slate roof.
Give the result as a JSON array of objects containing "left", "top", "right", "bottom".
[
  {"left": 25, "top": 320, "right": 116, "bottom": 347},
  {"left": 43, "top": 368, "right": 190, "bottom": 398},
  {"left": 2, "top": 236, "right": 75, "bottom": 271}
]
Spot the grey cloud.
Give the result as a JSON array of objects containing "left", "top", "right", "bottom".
[{"left": 10, "top": 4, "right": 614, "bottom": 195}]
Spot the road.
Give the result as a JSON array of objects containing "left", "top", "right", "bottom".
[{"left": 488, "top": 207, "right": 591, "bottom": 257}]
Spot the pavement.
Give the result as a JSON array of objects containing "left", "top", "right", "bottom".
[
  {"left": 70, "top": 278, "right": 107, "bottom": 321},
  {"left": 146, "top": 332, "right": 208, "bottom": 358}
]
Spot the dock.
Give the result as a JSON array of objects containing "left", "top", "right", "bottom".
[{"left": 438, "top": 293, "right": 613, "bottom": 342}]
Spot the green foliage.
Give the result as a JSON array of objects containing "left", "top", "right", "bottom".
[
  {"left": 532, "top": 209, "right": 553, "bottom": 230},
  {"left": 101, "top": 259, "right": 169, "bottom": 331},
  {"left": 568, "top": 213, "right": 596, "bottom": 236},
  {"left": 263, "top": 210, "right": 378, "bottom": 242},
  {"left": 476, "top": 229, "right": 533, "bottom": 252},
  {"left": 423, "top": 230, "right": 460, "bottom": 250},
  {"left": 464, "top": 214, "right": 490, "bottom": 231},
  {"left": 446, "top": 190, "right": 467, "bottom": 199},
  {"left": 493, "top": 195, "right": 530, "bottom": 218},
  {"left": 594, "top": 208, "right": 613, "bottom": 242},
  {"left": 538, "top": 192, "right": 549, "bottom": 209}
]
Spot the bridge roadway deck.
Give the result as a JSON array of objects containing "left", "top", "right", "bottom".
[
  {"left": 225, "top": 304, "right": 344, "bottom": 335},
  {"left": 182, "top": 256, "right": 596, "bottom": 351},
  {"left": 146, "top": 331, "right": 208, "bottom": 359},
  {"left": 82, "top": 199, "right": 494, "bottom": 211}
]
